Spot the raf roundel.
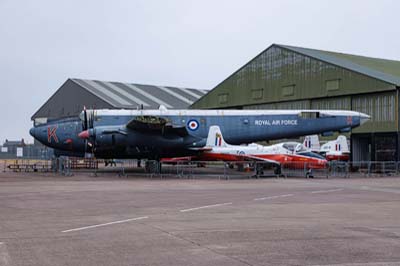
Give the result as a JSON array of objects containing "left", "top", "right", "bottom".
[{"left": 187, "top": 119, "right": 199, "bottom": 131}]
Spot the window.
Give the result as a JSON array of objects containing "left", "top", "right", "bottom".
[
  {"left": 218, "top": 93, "right": 228, "bottom": 104},
  {"left": 251, "top": 89, "right": 263, "bottom": 100},
  {"left": 282, "top": 85, "right": 295, "bottom": 96},
  {"left": 326, "top": 79, "right": 340, "bottom": 91}
]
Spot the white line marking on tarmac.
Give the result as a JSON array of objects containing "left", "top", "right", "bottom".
[
  {"left": 62, "top": 216, "right": 149, "bottom": 233},
  {"left": 180, "top": 202, "right": 232, "bottom": 212},
  {"left": 254, "top": 194, "right": 294, "bottom": 201},
  {"left": 311, "top": 189, "right": 343, "bottom": 194}
]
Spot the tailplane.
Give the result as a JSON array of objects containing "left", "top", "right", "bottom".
[
  {"left": 303, "top": 135, "right": 320, "bottom": 152},
  {"left": 206, "top": 126, "right": 228, "bottom": 147},
  {"left": 335, "top": 135, "right": 349, "bottom": 153}
]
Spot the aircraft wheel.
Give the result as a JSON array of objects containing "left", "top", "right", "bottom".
[{"left": 306, "top": 169, "right": 314, "bottom": 178}]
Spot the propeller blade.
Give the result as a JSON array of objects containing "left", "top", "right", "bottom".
[
  {"left": 80, "top": 107, "right": 96, "bottom": 158},
  {"left": 83, "top": 106, "right": 88, "bottom": 130}
]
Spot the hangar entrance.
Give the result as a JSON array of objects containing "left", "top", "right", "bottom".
[
  {"left": 375, "top": 134, "right": 397, "bottom": 161},
  {"left": 352, "top": 133, "right": 398, "bottom": 162},
  {"left": 352, "top": 134, "right": 371, "bottom": 161}
]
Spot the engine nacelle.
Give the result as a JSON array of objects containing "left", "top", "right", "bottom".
[{"left": 93, "top": 126, "right": 128, "bottom": 147}]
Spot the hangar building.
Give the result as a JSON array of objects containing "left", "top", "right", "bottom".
[
  {"left": 32, "top": 78, "right": 207, "bottom": 125},
  {"left": 191, "top": 44, "right": 400, "bottom": 162}
]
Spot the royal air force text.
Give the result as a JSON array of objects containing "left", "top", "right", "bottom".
[{"left": 254, "top": 120, "right": 298, "bottom": 126}]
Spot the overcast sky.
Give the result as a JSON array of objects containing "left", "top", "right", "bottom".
[{"left": 0, "top": 0, "right": 399, "bottom": 143}]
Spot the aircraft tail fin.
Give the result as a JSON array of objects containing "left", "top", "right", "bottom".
[
  {"left": 206, "top": 126, "right": 228, "bottom": 147},
  {"left": 303, "top": 135, "right": 320, "bottom": 152},
  {"left": 335, "top": 135, "right": 349, "bottom": 152}
]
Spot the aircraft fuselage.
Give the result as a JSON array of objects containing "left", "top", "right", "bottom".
[{"left": 30, "top": 109, "right": 369, "bottom": 159}]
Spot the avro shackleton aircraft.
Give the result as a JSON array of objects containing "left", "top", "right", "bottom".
[
  {"left": 30, "top": 106, "right": 369, "bottom": 160},
  {"left": 163, "top": 125, "right": 328, "bottom": 169}
]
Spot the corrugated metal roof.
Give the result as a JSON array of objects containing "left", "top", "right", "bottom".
[
  {"left": 72, "top": 79, "right": 207, "bottom": 109},
  {"left": 277, "top": 44, "right": 400, "bottom": 86}
]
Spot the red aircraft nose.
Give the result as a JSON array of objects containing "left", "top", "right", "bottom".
[{"left": 78, "top": 130, "right": 90, "bottom": 139}]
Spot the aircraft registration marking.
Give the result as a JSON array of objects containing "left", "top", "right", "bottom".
[
  {"left": 255, "top": 119, "right": 298, "bottom": 126},
  {"left": 47, "top": 126, "right": 59, "bottom": 143}
]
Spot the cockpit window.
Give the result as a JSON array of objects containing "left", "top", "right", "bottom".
[
  {"left": 295, "top": 144, "right": 307, "bottom": 153},
  {"left": 282, "top": 143, "right": 296, "bottom": 152},
  {"left": 282, "top": 142, "right": 302, "bottom": 152}
]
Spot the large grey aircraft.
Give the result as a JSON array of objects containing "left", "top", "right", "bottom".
[{"left": 30, "top": 106, "right": 369, "bottom": 161}]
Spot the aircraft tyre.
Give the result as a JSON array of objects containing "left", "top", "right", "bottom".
[{"left": 306, "top": 169, "right": 314, "bottom": 178}]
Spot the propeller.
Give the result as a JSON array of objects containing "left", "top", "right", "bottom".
[
  {"left": 78, "top": 107, "right": 126, "bottom": 158},
  {"left": 79, "top": 107, "right": 96, "bottom": 157}
]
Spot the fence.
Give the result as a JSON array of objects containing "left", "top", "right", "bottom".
[
  {"left": 1, "top": 159, "right": 52, "bottom": 173},
  {"left": 2, "top": 158, "right": 400, "bottom": 179}
]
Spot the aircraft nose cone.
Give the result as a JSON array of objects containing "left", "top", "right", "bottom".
[
  {"left": 359, "top": 112, "right": 371, "bottom": 125},
  {"left": 29, "top": 127, "right": 36, "bottom": 138}
]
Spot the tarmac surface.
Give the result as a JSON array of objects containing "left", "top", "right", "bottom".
[{"left": 1, "top": 172, "right": 400, "bottom": 266}]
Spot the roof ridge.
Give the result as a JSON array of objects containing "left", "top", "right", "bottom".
[
  {"left": 277, "top": 44, "right": 400, "bottom": 86},
  {"left": 71, "top": 78, "right": 203, "bottom": 91},
  {"left": 277, "top": 44, "right": 400, "bottom": 63}
]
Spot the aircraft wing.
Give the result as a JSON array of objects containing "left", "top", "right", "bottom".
[
  {"left": 161, "top": 156, "right": 193, "bottom": 163},
  {"left": 188, "top": 147, "right": 213, "bottom": 151},
  {"left": 126, "top": 116, "right": 188, "bottom": 136},
  {"left": 242, "top": 154, "right": 281, "bottom": 165}
]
